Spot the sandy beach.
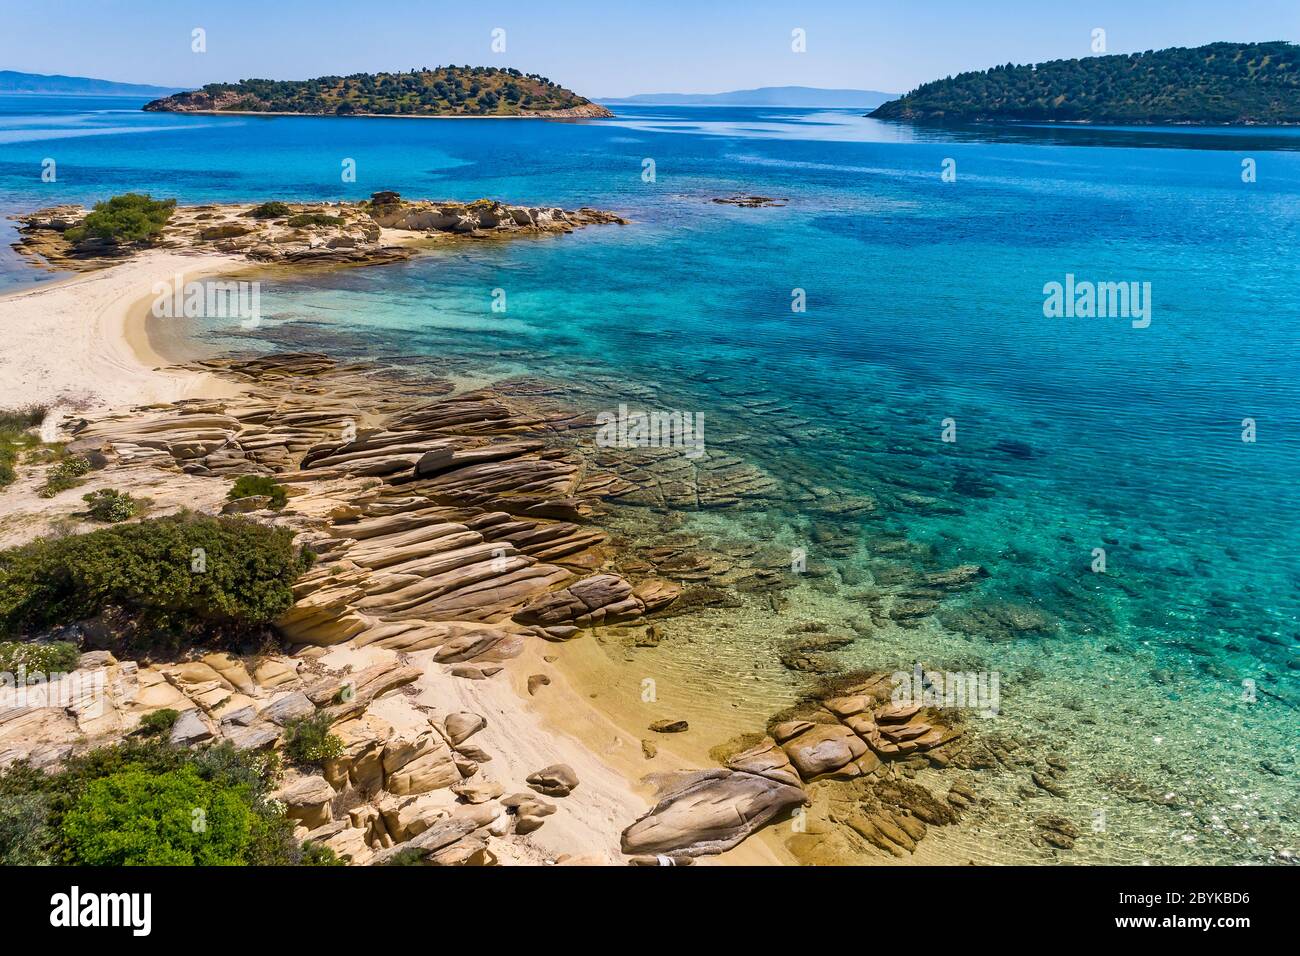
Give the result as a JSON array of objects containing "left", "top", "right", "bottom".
[{"left": 0, "top": 250, "right": 247, "bottom": 411}]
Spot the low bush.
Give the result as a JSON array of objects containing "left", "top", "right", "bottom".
[
  {"left": 81, "top": 488, "right": 142, "bottom": 523},
  {"left": 227, "top": 474, "right": 288, "bottom": 510},
  {"left": 137, "top": 708, "right": 180, "bottom": 737},
  {"left": 0, "top": 791, "right": 53, "bottom": 864},
  {"left": 62, "top": 765, "right": 256, "bottom": 865},
  {"left": 21, "top": 443, "right": 67, "bottom": 466},
  {"left": 65, "top": 193, "right": 176, "bottom": 246},
  {"left": 0, "top": 512, "right": 313, "bottom": 650},
  {"left": 247, "top": 201, "right": 291, "bottom": 219},
  {"left": 300, "top": 840, "right": 347, "bottom": 865},
  {"left": 382, "top": 846, "right": 426, "bottom": 866},
  {"left": 281, "top": 713, "right": 343, "bottom": 768},
  {"left": 0, "top": 640, "right": 80, "bottom": 674},
  {"left": 38, "top": 455, "right": 91, "bottom": 498},
  {"left": 285, "top": 212, "right": 342, "bottom": 228},
  {"left": 0, "top": 739, "right": 300, "bottom": 865}
]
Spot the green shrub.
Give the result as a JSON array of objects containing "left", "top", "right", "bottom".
[
  {"left": 0, "top": 640, "right": 80, "bottom": 673},
  {"left": 248, "top": 201, "right": 291, "bottom": 219},
  {"left": 192, "top": 742, "right": 282, "bottom": 798},
  {"left": 65, "top": 193, "right": 176, "bottom": 246},
  {"left": 285, "top": 212, "right": 342, "bottom": 228},
  {"left": 300, "top": 840, "right": 347, "bottom": 865},
  {"left": 38, "top": 455, "right": 91, "bottom": 498},
  {"left": 62, "top": 765, "right": 255, "bottom": 865},
  {"left": 81, "top": 488, "right": 141, "bottom": 523},
  {"left": 227, "top": 474, "right": 288, "bottom": 510},
  {"left": 281, "top": 713, "right": 343, "bottom": 768},
  {"left": 382, "top": 846, "right": 426, "bottom": 866},
  {"left": 137, "top": 708, "right": 180, "bottom": 737},
  {"left": 0, "top": 739, "right": 301, "bottom": 865},
  {"left": 0, "top": 792, "right": 53, "bottom": 865},
  {"left": 0, "top": 513, "right": 313, "bottom": 650}
]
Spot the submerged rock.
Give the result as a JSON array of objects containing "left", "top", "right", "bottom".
[{"left": 711, "top": 195, "right": 788, "bottom": 208}]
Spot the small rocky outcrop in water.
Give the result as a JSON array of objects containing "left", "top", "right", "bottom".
[{"left": 710, "top": 195, "right": 788, "bottom": 207}]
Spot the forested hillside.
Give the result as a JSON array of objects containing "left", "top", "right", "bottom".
[{"left": 870, "top": 42, "right": 1300, "bottom": 124}]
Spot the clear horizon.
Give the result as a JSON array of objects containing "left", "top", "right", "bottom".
[{"left": 1, "top": 0, "right": 1296, "bottom": 98}]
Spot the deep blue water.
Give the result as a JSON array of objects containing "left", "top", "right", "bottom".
[{"left": 1, "top": 94, "right": 1296, "bottom": 862}]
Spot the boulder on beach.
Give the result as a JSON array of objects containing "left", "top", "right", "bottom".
[{"left": 620, "top": 769, "right": 807, "bottom": 857}]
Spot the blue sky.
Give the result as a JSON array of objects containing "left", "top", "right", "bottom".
[{"left": 3, "top": 0, "right": 1297, "bottom": 96}]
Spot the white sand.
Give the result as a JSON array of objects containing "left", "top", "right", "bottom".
[{"left": 0, "top": 250, "right": 246, "bottom": 412}]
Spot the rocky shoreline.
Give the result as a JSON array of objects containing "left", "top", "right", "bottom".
[
  {"left": 1, "top": 349, "right": 804, "bottom": 864},
  {"left": 11, "top": 191, "right": 628, "bottom": 273},
  {"left": 0, "top": 329, "right": 1021, "bottom": 865}
]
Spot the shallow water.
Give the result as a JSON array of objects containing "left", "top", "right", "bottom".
[{"left": 1, "top": 95, "right": 1296, "bottom": 863}]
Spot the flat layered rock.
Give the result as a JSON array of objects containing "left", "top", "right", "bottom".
[
  {"left": 725, "top": 737, "right": 803, "bottom": 788},
  {"left": 321, "top": 663, "right": 422, "bottom": 723},
  {"left": 513, "top": 573, "right": 645, "bottom": 628}
]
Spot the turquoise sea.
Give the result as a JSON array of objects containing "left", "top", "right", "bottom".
[{"left": 0, "top": 94, "right": 1296, "bottom": 864}]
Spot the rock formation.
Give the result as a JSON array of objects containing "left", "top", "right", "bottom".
[
  {"left": 0, "top": 351, "right": 833, "bottom": 865},
  {"left": 11, "top": 191, "right": 626, "bottom": 270}
]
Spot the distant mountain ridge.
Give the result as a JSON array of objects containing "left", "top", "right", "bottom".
[
  {"left": 0, "top": 70, "right": 181, "bottom": 96},
  {"left": 144, "top": 67, "right": 611, "bottom": 118},
  {"left": 606, "top": 86, "right": 895, "bottom": 107},
  {"left": 870, "top": 41, "right": 1300, "bottom": 125}
]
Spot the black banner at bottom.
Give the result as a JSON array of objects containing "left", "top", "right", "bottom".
[{"left": 1, "top": 864, "right": 1281, "bottom": 942}]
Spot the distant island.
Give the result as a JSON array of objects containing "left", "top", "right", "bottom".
[
  {"left": 144, "top": 66, "right": 612, "bottom": 118},
  {"left": 870, "top": 41, "right": 1300, "bottom": 125},
  {"left": 0, "top": 70, "right": 181, "bottom": 97},
  {"left": 606, "top": 85, "right": 895, "bottom": 108}
]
